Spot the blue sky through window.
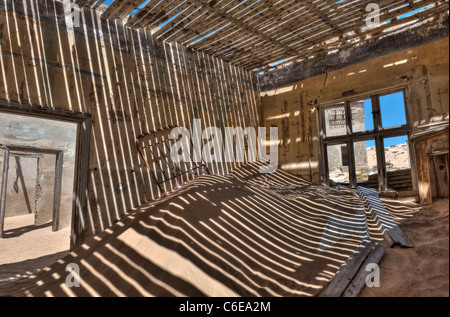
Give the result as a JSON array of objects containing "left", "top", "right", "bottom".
[
  {"left": 366, "top": 139, "right": 375, "bottom": 147},
  {"left": 363, "top": 99, "right": 374, "bottom": 130},
  {"left": 362, "top": 92, "right": 408, "bottom": 148},
  {"left": 384, "top": 135, "right": 408, "bottom": 147},
  {"left": 380, "top": 92, "right": 407, "bottom": 128}
]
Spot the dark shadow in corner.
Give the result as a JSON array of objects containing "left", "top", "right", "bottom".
[
  {"left": 2, "top": 221, "right": 52, "bottom": 238},
  {"left": 0, "top": 250, "right": 69, "bottom": 281}
]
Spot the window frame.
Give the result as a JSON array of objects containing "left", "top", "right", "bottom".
[{"left": 318, "top": 88, "right": 414, "bottom": 190}]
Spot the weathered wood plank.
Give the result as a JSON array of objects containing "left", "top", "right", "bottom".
[
  {"left": 322, "top": 240, "right": 375, "bottom": 297},
  {"left": 372, "top": 96, "right": 387, "bottom": 192},
  {"left": 71, "top": 115, "right": 92, "bottom": 251},
  {"left": 102, "top": 0, "right": 446, "bottom": 71},
  {"left": 184, "top": 0, "right": 278, "bottom": 49},
  {"left": 165, "top": 0, "right": 239, "bottom": 42},
  {"left": 151, "top": 0, "right": 213, "bottom": 37},
  {"left": 238, "top": 1, "right": 444, "bottom": 69},
  {"left": 9, "top": 153, "right": 44, "bottom": 159},
  {"left": 52, "top": 151, "right": 64, "bottom": 232},
  {"left": 416, "top": 139, "right": 433, "bottom": 205},
  {"left": 125, "top": 0, "right": 166, "bottom": 28},
  {"left": 357, "top": 186, "right": 413, "bottom": 248},
  {"left": 431, "top": 153, "right": 449, "bottom": 198},
  {"left": 0, "top": 146, "right": 10, "bottom": 239},
  {"left": 105, "top": 0, "right": 149, "bottom": 21},
  {"left": 258, "top": 0, "right": 433, "bottom": 54},
  {"left": 215, "top": 0, "right": 409, "bottom": 64},
  {"left": 343, "top": 243, "right": 388, "bottom": 297},
  {"left": 176, "top": 0, "right": 265, "bottom": 45},
  {"left": 140, "top": 0, "right": 198, "bottom": 31},
  {"left": 75, "top": 0, "right": 93, "bottom": 8}
]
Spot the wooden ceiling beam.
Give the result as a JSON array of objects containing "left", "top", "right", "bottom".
[
  {"left": 304, "top": 0, "right": 347, "bottom": 39},
  {"left": 76, "top": 0, "right": 447, "bottom": 70},
  {"left": 125, "top": 0, "right": 169, "bottom": 28}
]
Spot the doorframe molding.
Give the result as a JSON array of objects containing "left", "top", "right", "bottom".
[
  {"left": 0, "top": 145, "right": 64, "bottom": 236},
  {"left": 0, "top": 100, "right": 92, "bottom": 250}
]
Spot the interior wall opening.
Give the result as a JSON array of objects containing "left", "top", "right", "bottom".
[{"left": 0, "top": 110, "right": 78, "bottom": 275}]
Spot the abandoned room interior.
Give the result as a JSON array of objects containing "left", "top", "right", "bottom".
[{"left": 0, "top": 0, "right": 448, "bottom": 298}]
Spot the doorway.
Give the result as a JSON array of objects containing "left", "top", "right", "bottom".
[
  {"left": 0, "top": 100, "right": 91, "bottom": 279},
  {"left": 1, "top": 145, "right": 65, "bottom": 235}
]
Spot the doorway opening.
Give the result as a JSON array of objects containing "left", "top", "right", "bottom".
[{"left": 0, "top": 100, "right": 91, "bottom": 280}]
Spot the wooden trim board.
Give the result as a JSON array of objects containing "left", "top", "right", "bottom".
[
  {"left": 322, "top": 240, "right": 388, "bottom": 297},
  {"left": 0, "top": 145, "right": 10, "bottom": 238},
  {"left": 343, "top": 243, "right": 387, "bottom": 297},
  {"left": 322, "top": 240, "right": 375, "bottom": 297}
]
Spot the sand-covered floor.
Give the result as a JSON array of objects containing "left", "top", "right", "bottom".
[
  {"left": 360, "top": 198, "right": 449, "bottom": 297},
  {"left": 0, "top": 163, "right": 447, "bottom": 297},
  {"left": 0, "top": 214, "right": 70, "bottom": 281},
  {"left": 0, "top": 164, "right": 369, "bottom": 297}
]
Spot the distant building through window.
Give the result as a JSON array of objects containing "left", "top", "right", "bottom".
[{"left": 319, "top": 89, "right": 411, "bottom": 190}]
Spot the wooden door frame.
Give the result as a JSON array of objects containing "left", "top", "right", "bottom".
[
  {"left": 0, "top": 99, "right": 91, "bottom": 250},
  {"left": 0, "top": 145, "right": 64, "bottom": 236}
]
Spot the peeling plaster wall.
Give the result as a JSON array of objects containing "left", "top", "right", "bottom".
[
  {"left": 260, "top": 37, "right": 449, "bottom": 183},
  {"left": 0, "top": 0, "right": 260, "bottom": 240},
  {"left": 259, "top": 12, "right": 449, "bottom": 91}
]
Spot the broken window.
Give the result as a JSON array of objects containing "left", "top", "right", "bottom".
[
  {"left": 319, "top": 89, "right": 411, "bottom": 191},
  {"left": 327, "top": 143, "right": 349, "bottom": 185},
  {"left": 324, "top": 104, "right": 347, "bottom": 137},
  {"left": 354, "top": 139, "right": 378, "bottom": 187},
  {"left": 351, "top": 98, "right": 374, "bottom": 133},
  {"left": 384, "top": 135, "right": 411, "bottom": 170},
  {"left": 383, "top": 135, "right": 413, "bottom": 191}
]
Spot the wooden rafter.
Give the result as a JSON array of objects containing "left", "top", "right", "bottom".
[
  {"left": 304, "top": 0, "right": 347, "bottom": 39},
  {"left": 187, "top": 1, "right": 300, "bottom": 58},
  {"left": 73, "top": 0, "right": 449, "bottom": 70}
]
